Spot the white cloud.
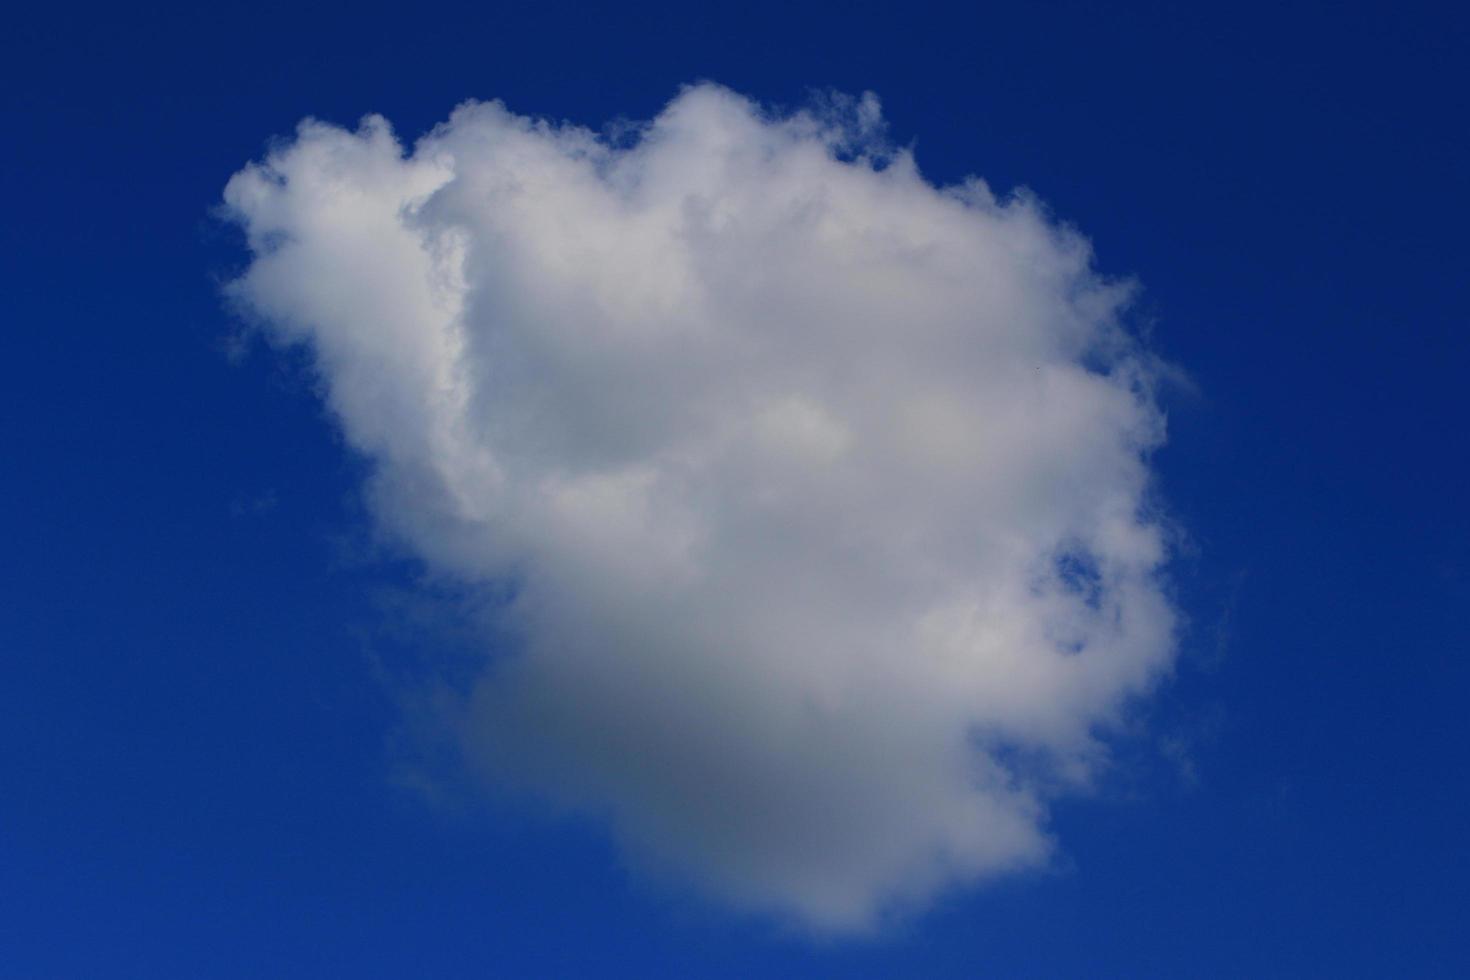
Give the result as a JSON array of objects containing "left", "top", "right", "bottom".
[{"left": 223, "top": 84, "right": 1178, "bottom": 933}]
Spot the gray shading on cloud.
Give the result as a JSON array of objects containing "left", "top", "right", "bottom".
[{"left": 223, "top": 84, "right": 1178, "bottom": 933}]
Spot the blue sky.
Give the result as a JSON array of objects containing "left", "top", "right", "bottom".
[{"left": 3, "top": 0, "right": 1468, "bottom": 976}]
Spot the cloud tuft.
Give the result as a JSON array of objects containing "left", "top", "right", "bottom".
[{"left": 224, "top": 84, "right": 1178, "bottom": 933}]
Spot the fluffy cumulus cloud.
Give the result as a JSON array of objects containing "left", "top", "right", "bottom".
[{"left": 224, "top": 84, "right": 1178, "bottom": 932}]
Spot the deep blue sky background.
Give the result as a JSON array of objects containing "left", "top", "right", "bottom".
[{"left": 3, "top": 1, "right": 1467, "bottom": 975}]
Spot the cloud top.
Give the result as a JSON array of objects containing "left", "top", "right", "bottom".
[{"left": 224, "top": 84, "right": 1177, "bottom": 932}]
